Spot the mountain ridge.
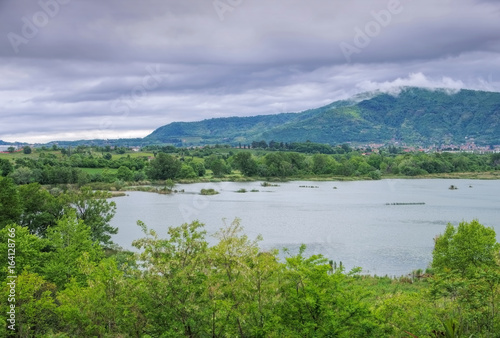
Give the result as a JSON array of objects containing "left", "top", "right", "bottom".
[{"left": 144, "top": 87, "right": 500, "bottom": 146}]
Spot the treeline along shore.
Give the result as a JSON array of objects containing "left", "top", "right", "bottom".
[{"left": 1, "top": 143, "right": 499, "bottom": 189}]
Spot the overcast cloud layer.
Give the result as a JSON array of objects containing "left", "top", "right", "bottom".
[{"left": 1, "top": 0, "right": 499, "bottom": 143}]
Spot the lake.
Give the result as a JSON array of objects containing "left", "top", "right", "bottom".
[{"left": 110, "top": 179, "right": 500, "bottom": 276}]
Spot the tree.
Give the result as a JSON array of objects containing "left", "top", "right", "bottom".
[
  {"left": 43, "top": 211, "right": 103, "bottom": 289},
  {"left": 278, "top": 245, "right": 380, "bottom": 336},
  {"left": 264, "top": 152, "right": 294, "bottom": 177},
  {"left": 0, "top": 177, "right": 22, "bottom": 228},
  {"left": 178, "top": 164, "right": 197, "bottom": 179},
  {"left": 9, "top": 166, "right": 34, "bottom": 184},
  {"left": 431, "top": 220, "right": 500, "bottom": 334},
  {"left": 133, "top": 220, "right": 211, "bottom": 336},
  {"left": 63, "top": 186, "right": 117, "bottom": 246},
  {"left": 0, "top": 271, "right": 57, "bottom": 336},
  {"left": 432, "top": 220, "right": 500, "bottom": 277},
  {"left": 57, "top": 257, "right": 142, "bottom": 337},
  {"left": 0, "top": 158, "right": 13, "bottom": 176},
  {"left": 133, "top": 171, "right": 147, "bottom": 182},
  {"left": 23, "top": 146, "right": 32, "bottom": 154},
  {"left": 232, "top": 152, "right": 258, "bottom": 176},
  {"left": 207, "top": 219, "right": 282, "bottom": 336},
  {"left": 312, "top": 154, "right": 334, "bottom": 175},
  {"left": 117, "top": 166, "right": 133, "bottom": 181},
  {"left": 18, "top": 183, "right": 63, "bottom": 236},
  {"left": 103, "top": 152, "right": 112, "bottom": 160},
  {"left": 146, "top": 153, "right": 181, "bottom": 180},
  {"left": 0, "top": 224, "right": 47, "bottom": 280},
  {"left": 190, "top": 161, "right": 206, "bottom": 177},
  {"left": 205, "top": 155, "right": 229, "bottom": 177}
]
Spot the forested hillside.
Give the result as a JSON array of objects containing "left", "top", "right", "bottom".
[{"left": 145, "top": 87, "right": 500, "bottom": 146}]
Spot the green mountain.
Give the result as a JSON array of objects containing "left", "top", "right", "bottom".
[{"left": 145, "top": 87, "right": 500, "bottom": 146}]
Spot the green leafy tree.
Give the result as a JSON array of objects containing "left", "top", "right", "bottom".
[
  {"left": 7, "top": 146, "right": 15, "bottom": 153},
  {"left": 0, "top": 159, "right": 13, "bottom": 176},
  {"left": 18, "top": 183, "right": 63, "bottom": 236},
  {"left": 190, "top": 161, "right": 206, "bottom": 177},
  {"left": 76, "top": 170, "right": 91, "bottom": 187},
  {"left": 0, "top": 177, "right": 22, "bottom": 228},
  {"left": 432, "top": 220, "right": 500, "bottom": 277},
  {"left": 264, "top": 152, "right": 294, "bottom": 177},
  {"left": 207, "top": 219, "right": 282, "bottom": 336},
  {"left": 23, "top": 146, "right": 32, "bottom": 154},
  {"left": 205, "top": 155, "right": 229, "bottom": 177},
  {"left": 0, "top": 224, "right": 47, "bottom": 280},
  {"left": 117, "top": 165, "right": 133, "bottom": 181},
  {"left": 43, "top": 211, "right": 103, "bottom": 289},
  {"left": 62, "top": 186, "right": 117, "bottom": 246},
  {"left": 431, "top": 220, "right": 500, "bottom": 335},
  {"left": 9, "top": 166, "right": 34, "bottom": 185},
  {"left": 232, "top": 152, "right": 259, "bottom": 176},
  {"left": 375, "top": 290, "right": 445, "bottom": 336},
  {"left": 278, "top": 246, "right": 381, "bottom": 336},
  {"left": 146, "top": 153, "right": 181, "bottom": 180},
  {"left": 57, "top": 257, "right": 142, "bottom": 337},
  {"left": 312, "top": 154, "right": 336, "bottom": 175},
  {"left": 178, "top": 164, "right": 197, "bottom": 179},
  {"left": 133, "top": 220, "right": 210, "bottom": 336},
  {"left": 0, "top": 272, "right": 58, "bottom": 336},
  {"left": 133, "top": 170, "right": 147, "bottom": 182}
]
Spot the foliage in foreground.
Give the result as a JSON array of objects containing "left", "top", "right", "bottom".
[{"left": 1, "top": 199, "right": 500, "bottom": 337}]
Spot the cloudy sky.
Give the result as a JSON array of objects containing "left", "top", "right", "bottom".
[{"left": 1, "top": 0, "right": 499, "bottom": 143}]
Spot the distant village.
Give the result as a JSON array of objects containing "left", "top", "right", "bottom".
[
  {"left": 360, "top": 140, "right": 500, "bottom": 154},
  {"left": 1, "top": 140, "right": 499, "bottom": 154}
]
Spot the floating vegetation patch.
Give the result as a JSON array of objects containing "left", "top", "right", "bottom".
[
  {"left": 386, "top": 202, "right": 426, "bottom": 206},
  {"left": 261, "top": 182, "right": 280, "bottom": 187},
  {"left": 200, "top": 188, "right": 219, "bottom": 195}
]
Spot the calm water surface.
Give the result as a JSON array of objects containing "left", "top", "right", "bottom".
[{"left": 111, "top": 179, "right": 500, "bottom": 276}]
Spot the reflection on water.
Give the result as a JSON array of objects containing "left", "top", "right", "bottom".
[{"left": 111, "top": 179, "right": 500, "bottom": 277}]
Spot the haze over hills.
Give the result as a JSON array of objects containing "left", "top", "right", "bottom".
[{"left": 144, "top": 87, "right": 500, "bottom": 147}]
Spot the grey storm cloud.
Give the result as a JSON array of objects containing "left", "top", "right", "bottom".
[{"left": 0, "top": 0, "right": 499, "bottom": 143}]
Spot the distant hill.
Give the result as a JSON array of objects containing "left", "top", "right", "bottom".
[{"left": 145, "top": 87, "right": 500, "bottom": 146}]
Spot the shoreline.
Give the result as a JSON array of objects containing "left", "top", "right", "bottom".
[
  {"left": 108, "top": 172, "right": 500, "bottom": 196},
  {"left": 174, "top": 171, "right": 500, "bottom": 184}
]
